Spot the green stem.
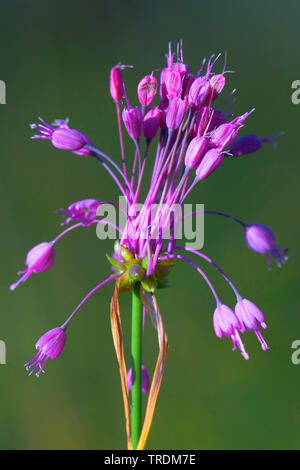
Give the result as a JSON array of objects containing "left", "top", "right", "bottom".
[{"left": 131, "top": 282, "right": 143, "bottom": 449}]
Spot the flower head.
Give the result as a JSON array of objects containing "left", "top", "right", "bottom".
[
  {"left": 10, "top": 242, "right": 55, "bottom": 290},
  {"left": 244, "top": 223, "right": 289, "bottom": 269},
  {"left": 25, "top": 327, "right": 66, "bottom": 377}
]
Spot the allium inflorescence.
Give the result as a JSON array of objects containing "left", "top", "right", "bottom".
[{"left": 11, "top": 42, "right": 287, "bottom": 383}]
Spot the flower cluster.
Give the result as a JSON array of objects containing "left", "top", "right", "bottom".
[{"left": 11, "top": 42, "right": 288, "bottom": 377}]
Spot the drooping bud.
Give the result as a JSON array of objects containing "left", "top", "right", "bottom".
[
  {"left": 143, "top": 107, "right": 161, "bottom": 142},
  {"left": 110, "top": 66, "right": 124, "bottom": 103},
  {"left": 185, "top": 136, "right": 208, "bottom": 169},
  {"left": 213, "top": 304, "right": 249, "bottom": 360},
  {"left": 122, "top": 107, "right": 143, "bottom": 141},
  {"left": 244, "top": 223, "right": 289, "bottom": 269},
  {"left": 235, "top": 299, "right": 269, "bottom": 351},
  {"left": 213, "top": 304, "right": 241, "bottom": 338},
  {"left": 166, "top": 98, "right": 187, "bottom": 130},
  {"left": 137, "top": 75, "right": 158, "bottom": 107},
  {"left": 244, "top": 224, "right": 276, "bottom": 255},
  {"left": 127, "top": 364, "right": 150, "bottom": 394},
  {"left": 196, "top": 148, "right": 224, "bottom": 180},
  {"left": 231, "top": 131, "right": 284, "bottom": 158},
  {"left": 25, "top": 327, "right": 67, "bottom": 377},
  {"left": 188, "top": 77, "right": 211, "bottom": 108},
  {"left": 10, "top": 242, "right": 56, "bottom": 291},
  {"left": 235, "top": 299, "right": 267, "bottom": 332}
]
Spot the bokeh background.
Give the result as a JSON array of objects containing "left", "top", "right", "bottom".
[{"left": 0, "top": 0, "right": 299, "bottom": 450}]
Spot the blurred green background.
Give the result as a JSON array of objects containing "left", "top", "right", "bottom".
[{"left": 0, "top": 0, "right": 299, "bottom": 450}]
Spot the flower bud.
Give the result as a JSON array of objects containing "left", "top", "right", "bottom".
[
  {"left": 166, "top": 99, "right": 187, "bottom": 130},
  {"left": 229, "top": 134, "right": 262, "bottom": 156},
  {"left": 182, "top": 74, "right": 195, "bottom": 103},
  {"left": 31, "top": 118, "right": 92, "bottom": 157},
  {"left": 137, "top": 75, "right": 158, "bottom": 107},
  {"left": 164, "top": 68, "right": 182, "bottom": 100},
  {"left": 25, "top": 242, "right": 56, "bottom": 272},
  {"left": 143, "top": 107, "right": 161, "bottom": 142},
  {"left": 244, "top": 224, "right": 275, "bottom": 255},
  {"left": 195, "top": 106, "right": 211, "bottom": 136},
  {"left": 51, "top": 128, "right": 89, "bottom": 152},
  {"left": 185, "top": 136, "right": 208, "bottom": 169},
  {"left": 122, "top": 107, "right": 143, "bottom": 140},
  {"left": 188, "top": 77, "right": 211, "bottom": 107},
  {"left": 110, "top": 66, "right": 124, "bottom": 103},
  {"left": 174, "top": 61, "right": 190, "bottom": 77},
  {"left": 210, "top": 73, "right": 226, "bottom": 101},
  {"left": 244, "top": 223, "right": 288, "bottom": 269},
  {"left": 210, "top": 123, "right": 240, "bottom": 149},
  {"left": 10, "top": 242, "right": 56, "bottom": 291},
  {"left": 196, "top": 148, "right": 224, "bottom": 180}
]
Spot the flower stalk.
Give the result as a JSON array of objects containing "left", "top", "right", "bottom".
[{"left": 130, "top": 282, "right": 143, "bottom": 449}]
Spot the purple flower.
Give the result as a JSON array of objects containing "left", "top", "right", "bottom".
[
  {"left": 244, "top": 223, "right": 289, "bottom": 269},
  {"left": 12, "top": 42, "right": 288, "bottom": 392},
  {"left": 56, "top": 199, "right": 101, "bottom": 226},
  {"left": 143, "top": 107, "right": 161, "bottom": 143},
  {"left": 137, "top": 75, "right": 158, "bottom": 107},
  {"left": 127, "top": 364, "right": 150, "bottom": 394},
  {"left": 164, "top": 68, "right": 182, "bottom": 100},
  {"left": 110, "top": 66, "right": 124, "bottom": 103},
  {"left": 166, "top": 98, "right": 187, "bottom": 130},
  {"left": 31, "top": 118, "right": 92, "bottom": 156},
  {"left": 185, "top": 136, "right": 208, "bottom": 169},
  {"left": 229, "top": 133, "right": 283, "bottom": 156},
  {"left": 25, "top": 327, "right": 66, "bottom": 377},
  {"left": 10, "top": 242, "right": 55, "bottom": 291},
  {"left": 213, "top": 304, "right": 249, "bottom": 360},
  {"left": 235, "top": 299, "right": 268, "bottom": 351},
  {"left": 196, "top": 148, "right": 224, "bottom": 180},
  {"left": 122, "top": 107, "right": 143, "bottom": 141},
  {"left": 188, "top": 77, "right": 211, "bottom": 108},
  {"left": 210, "top": 73, "right": 226, "bottom": 101}
]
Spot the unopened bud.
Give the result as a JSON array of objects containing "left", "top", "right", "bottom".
[
  {"left": 137, "top": 75, "right": 158, "bottom": 107},
  {"left": 196, "top": 148, "right": 224, "bottom": 180}
]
